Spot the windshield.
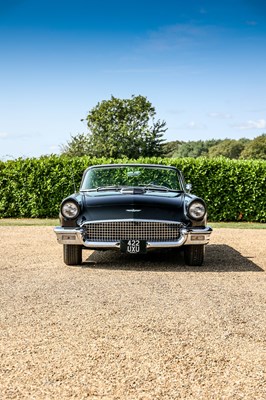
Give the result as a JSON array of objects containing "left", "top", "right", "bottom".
[{"left": 80, "top": 165, "right": 182, "bottom": 191}]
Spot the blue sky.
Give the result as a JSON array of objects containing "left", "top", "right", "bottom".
[{"left": 1, "top": 0, "right": 266, "bottom": 159}]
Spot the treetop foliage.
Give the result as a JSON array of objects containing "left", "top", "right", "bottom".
[
  {"left": 240, "top": 134, "right": 266, "bottom": 159},
  {"left": 62, "top": 95, "right": 167, "bottom": 158},
  {"left": 163, "top": 134, "right": 266, "bottom": 160}
]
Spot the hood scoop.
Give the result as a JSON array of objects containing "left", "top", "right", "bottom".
[{"left": 120, "top": 187, "right": 145, "bottom": 195}]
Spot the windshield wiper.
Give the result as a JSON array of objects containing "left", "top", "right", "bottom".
[
  {"left": 141, "top": 184, "right": 183, "bottom": 192},
  {"left": 96, "top": 185, "right": 123, "bottom": 192},
  {"left": 141, "top": 184, "right": 170, "bottom": 192}
]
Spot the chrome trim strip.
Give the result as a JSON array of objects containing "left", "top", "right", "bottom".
[{"left": 81, "top": 219, "right": 183, "bottom": 226}]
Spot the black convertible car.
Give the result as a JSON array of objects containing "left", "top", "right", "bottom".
[{"left": 54, "top": 164, "right": 212, "bottom": 266}]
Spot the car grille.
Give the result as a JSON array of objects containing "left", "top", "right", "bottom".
[{"left": 83, "top": 220, "right": 181, "bottom": 242}]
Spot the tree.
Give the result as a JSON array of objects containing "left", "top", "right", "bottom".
[
  {"left": 61, "top": 133, "right": 90, "bottom": 157},
  {"left": 240, "top": 134, "right": 266, "bottom": 159},
  {"left": 172, "top": 139, "right": 222, "bottom": 158},
  {"left": 62, "top": 95, "right": 167, "bottom": 158},
  {"left": 208, "top": 139, "right": 247, "bottom": 159},
  {"left": 162, "top": 140, "right": 182, "bottom": 157}
]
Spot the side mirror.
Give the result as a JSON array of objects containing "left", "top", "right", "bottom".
[{"left": 186, "top": 183, "right": 192, "bottom": 193}]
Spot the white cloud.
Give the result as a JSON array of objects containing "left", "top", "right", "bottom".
[
  {"left": 246, "top": 20, "right": 257, "bottom": 26},
  {"left": 233, "top": 119, "right": 266, "bottom": 130},
  {"left": 0, "top": 132, "right": 9, "bottom": 138},
  {"left": 199, "top": 8, "right": 207, "bottom": 15},
  {"left": 168, "top": 108, "right": 186, "bottom": 115},
  {"left": 144, "top": 24, "right": 206, "bottom": 52},
  {"left": 183, "top": 121, "right": 207, "bottom": 130},
  {"left": 208, "top": 112, "right": 232, "bottom": 119}
]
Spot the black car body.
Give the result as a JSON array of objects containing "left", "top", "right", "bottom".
[{"left": 54, "top": 164, "right": 212, "bottom": 266}]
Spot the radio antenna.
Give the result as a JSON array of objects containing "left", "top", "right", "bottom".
[{"left": 71, "top": 169, "right": 77, "bottom": 193}]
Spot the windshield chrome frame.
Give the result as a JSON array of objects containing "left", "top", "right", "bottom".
[{"left": 79, "top": 164, "right": 186, "bottom": 192}]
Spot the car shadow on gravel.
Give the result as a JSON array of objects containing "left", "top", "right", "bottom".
[{"left": 82, "top": 244, "right": 263, "bottom": 272}]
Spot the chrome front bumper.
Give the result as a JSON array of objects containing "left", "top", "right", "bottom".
[{"left": 54, "top": 224, "right": 212, "bottom": 249}]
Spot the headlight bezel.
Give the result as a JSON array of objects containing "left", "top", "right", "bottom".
[
  {"left": 61, "top": 200, "right": 80, "bottom": 220},
  {"left": 187, "top": 200, "right": 206, "bottom": 221}
]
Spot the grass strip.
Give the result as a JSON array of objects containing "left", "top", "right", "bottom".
[
  {"left": 0, "top": 219, "right": 265, "bottom": 229},
  {"left": 0, "top": 218, "right": 59, "bottom": 226}
]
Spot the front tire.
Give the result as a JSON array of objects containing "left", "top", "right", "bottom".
[
  {"left": 63, "top": 244, "right": 82, "bottom": 266},
  {"left": 184, "top": 245, "right": 205, "bottom": 266}
]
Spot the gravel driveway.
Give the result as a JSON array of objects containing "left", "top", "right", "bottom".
[{"left": 0, "top": 227, "right": 265, "bottom": 399}]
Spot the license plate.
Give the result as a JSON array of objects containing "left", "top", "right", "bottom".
[{"left": 120, "top": 240, "right": 146, "bottom": 254}]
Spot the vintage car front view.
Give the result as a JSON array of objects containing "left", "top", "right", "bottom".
[{"left": 54, "top": 164, "right": 212, "bottom": 266}]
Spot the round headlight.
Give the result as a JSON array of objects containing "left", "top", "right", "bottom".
[
  {"left": 187, "top": 201, "right": 206, "bottom": 220},
  {"left": 61, "top": 201, "right": 80, "bottom": 219}
]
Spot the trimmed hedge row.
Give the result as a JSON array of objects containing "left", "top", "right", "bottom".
[{"left": 0, "top": 156, "right": 265, "bottom": 222}]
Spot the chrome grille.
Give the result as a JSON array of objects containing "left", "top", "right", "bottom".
[{"left": 83, "top": 220, "right": 180, "bottom": 242}]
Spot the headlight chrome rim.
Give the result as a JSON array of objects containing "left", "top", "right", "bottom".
[
  {"left": 61, "top": 200, "right": 80, "bottom": 219},
  {"left": 187, "top": 200, "right": 206, "bottom": 221}
]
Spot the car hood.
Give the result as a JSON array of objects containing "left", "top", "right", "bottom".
[{"left": 79, "top": 192, "right": 187, "bottom": 223}]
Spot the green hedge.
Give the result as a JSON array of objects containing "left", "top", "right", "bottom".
[{"left": 0, "top": 156, "right": 265, "bottom": 222}]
